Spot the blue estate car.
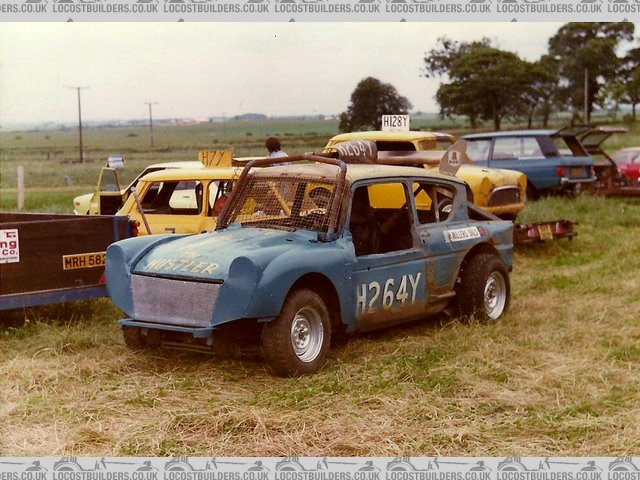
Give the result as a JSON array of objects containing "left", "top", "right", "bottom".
[
  {"left": 462, "top": 128, "right": 596, "bottom": 199},
  {"left": 106, "top": 151, "right": 514, "bottom": 376}
]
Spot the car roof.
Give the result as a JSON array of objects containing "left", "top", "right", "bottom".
[
  {"left": 463, "top": 130, "right": 557, "bottom": 139},
  {"left": 328, "top": 130, "right": 455, "bottom": 143},
  {"left": 146, "top": 160, "right": 204, "bottom": 169},
  {"left": 251, "top": 162, "right": 465, "bottom": 185},
  {"left": 139, "top": 166, "right": 243, "bottom": 182}
]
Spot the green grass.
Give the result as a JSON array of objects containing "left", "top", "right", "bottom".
[
  {"left": 3, "top": 115, "right": 638, "bottom": 191},
  {"left": 0, "top": 119, "right": 337, "bottom": 190},
  {"left": 0, "top": 187, "right": 89, "bottom": 213},
  {"left": 1, "top": 117, "right": 639, "bottom": 456}
]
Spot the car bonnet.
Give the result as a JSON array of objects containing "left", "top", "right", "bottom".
[{"left": 131, "top": 226, "right": 315, "bottom": 281}]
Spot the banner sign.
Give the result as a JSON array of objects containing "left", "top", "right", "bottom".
[
  {"left": 0, "top": 0, "right": 635, "bottom": 22},
  {"left": 0, "top": 457, "right": 638, "bottom": 480},
  {"left": 0, "top": 229, "right": 20, "bottom": 264}
]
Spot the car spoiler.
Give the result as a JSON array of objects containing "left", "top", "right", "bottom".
[{"left": 324, "top": 139, "right": 472, "bottom": 176}]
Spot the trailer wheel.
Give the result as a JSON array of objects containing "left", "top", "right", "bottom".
[
  {"left": 455, "top": 253, "right": 510, "bottom": 322},
  {"left": 122, "top": 327, "right": 146, "bottom": 351},
  {"left": 261, "top": 288, "right": 331, "bottom": 377}
]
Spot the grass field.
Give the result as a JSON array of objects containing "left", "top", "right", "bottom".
[{"left": 0, "top": 119, "right": 639, "bottom": 456}]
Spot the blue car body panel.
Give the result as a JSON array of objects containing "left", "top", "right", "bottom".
[
  {"left": 462, "top": 130, "right": 595, "bottom": 193},
  {"left": 106, "top": 164, "right": 514, "bottom": 340}
]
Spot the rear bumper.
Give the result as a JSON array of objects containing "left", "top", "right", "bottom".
[{"left": 559, "top": 176, "right": 596, "bottom": 185}]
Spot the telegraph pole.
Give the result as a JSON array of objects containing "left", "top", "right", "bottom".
[
  {"left": 145, "top": 102, "right": 157, "bottom": 148},
  {"left": 71, "top": 86, "right": 88, "bottom": 163}
]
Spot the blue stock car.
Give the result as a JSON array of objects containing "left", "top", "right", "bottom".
[
  {"left": 462, "top": 128, "right": 596, "bottom": 199},
  {"left": 106, "top": 151, "right": 514, "bottom": 376}
]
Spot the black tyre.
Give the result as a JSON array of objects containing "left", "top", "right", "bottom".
[
  {"left": 455, "top": 253, "right": 510, "bottom": 321},
  {"left": 525, "top": 182, "right": 538, "bottom": 201},
  {"left": 122, "top": 327, "right": 146, "bottom": 351},
  {"left": 261, "top": 288, "right": 332, "bottom": 377}
]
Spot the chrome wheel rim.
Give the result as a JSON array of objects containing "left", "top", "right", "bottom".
[
  {"left": 484, "top": 272, "right": 507, "bottom": 320},
  {"left": 290, "top": 307, "right": 324, "bottom": 363}
]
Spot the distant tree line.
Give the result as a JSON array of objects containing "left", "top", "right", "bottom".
[{"left": 340, "top": 22, "right": 638, "bottom": 132}]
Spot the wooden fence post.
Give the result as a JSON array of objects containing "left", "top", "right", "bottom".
[{"left": 17, "top": 165, "right": 25, "bottom": 210}]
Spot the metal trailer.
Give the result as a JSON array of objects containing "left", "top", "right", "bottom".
[
  {"left": 513, "top": 219, "right": 577, "bottom": 245},
  {"left": 0, "top": 212, "right": 134, "bottom": 310}
]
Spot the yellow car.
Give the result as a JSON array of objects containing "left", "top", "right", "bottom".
[
  {"left": 326, "top": 131, "right": 527, "bottom": 220},
  {"left": 116, "top": 166, "right": 243, "bottom": 236},
  {"left": 73, "top": 161, "right": 203, "bottom": 215}
]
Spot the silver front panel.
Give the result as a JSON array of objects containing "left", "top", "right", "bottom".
[{"left": 131, "top": 274, "right": 220, "bottom": 327}]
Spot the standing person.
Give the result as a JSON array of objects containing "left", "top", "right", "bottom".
[{"left": 265, "top": 137, "right": 289, "bottom": 159}]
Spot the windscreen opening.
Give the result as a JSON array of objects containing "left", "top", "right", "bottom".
[{"left": 218, "top": 174, "right": 338, "bottom": 233}]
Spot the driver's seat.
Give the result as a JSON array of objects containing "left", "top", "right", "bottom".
[{"left": 350, "top": 187, "right": 381, "bottom": 256}]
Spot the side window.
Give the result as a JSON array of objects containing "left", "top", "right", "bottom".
[
  {"left": 412, "top": 182, "right": 456, "bottom": 224},
  {"left": 210, "top": 180, "right": 232, "bottom": 216},
  {"left": 349, "top": 182, "right": 413, "bottom": 257},
  {"left": 537, "top": 136, "right": 559, "bottom": 157},
  {"left": 493, "top": 137, "right": 542, "bottom": 160},
  {"left": 169, "top": 181, "right": 200, "bottom": 212},
  {"left": 375, "top": 141, "right": 417, "bottom": 151},
  {"left": 139, "top": 181, "right": 201, "bottom": 215},
  {"left": 467, "top": 140, "right": 491, "bottom": 162},
  {"left": 519, "top": 137, "right": 543, "bottom": 158},
  {"left": 553, "top": 136, "right": 587, "bottom": 157},
  {"left": 492, "top": 138, "right": 521, "bottom": 160},
  {"left": 552, "top": 136, "right": 574, "bottom": 156},
  {"left": 98, "top": 168, "right": 120, "bottom": 192}
]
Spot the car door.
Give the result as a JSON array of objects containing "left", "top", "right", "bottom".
[
  {"left": 487, "top": 136, "right": 556, "bottom": 191},
  {"left": 347, "top": 180, "right": 428, "bottom": 331},
  {"left": 90, "top": 167, "right": 124, "bottom": 215},
  {"left": 131, "top": 179, "right": 215, "bottom": 235},
  {"left": 411, "top": 180, "right": 471, "bottom": 298}
]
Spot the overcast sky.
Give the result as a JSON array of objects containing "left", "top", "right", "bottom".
[{"left": 0, "top": 22, "right": 622, "bottom": 126}]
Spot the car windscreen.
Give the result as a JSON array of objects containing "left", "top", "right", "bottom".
[{"left": 218, "top": 174, "right": 338, "bottom": 233}]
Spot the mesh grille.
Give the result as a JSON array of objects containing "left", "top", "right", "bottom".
[
  {"left": 219, "top": 175, "right": 336, "bottom": 232},
  {"left": 488, "top": 187, "right": 521, "bottom": 207},
  {"left": 131, "top": 274, "right": 220, "bottom": 327}
]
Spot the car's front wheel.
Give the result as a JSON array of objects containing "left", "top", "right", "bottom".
[
  {"left": 261, "top": 288, "right": 332, "bottom": 377},
  {"left": 122, "top": 327, "right": 146, "bottom": 350},
  {"left": 455, "top": 253, "right": 510, "bottom": 321}
]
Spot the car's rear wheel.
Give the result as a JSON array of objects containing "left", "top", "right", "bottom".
[
  {"left": 455, "top": 253, "right": 510, "bottom": 321},
  {"left": 261, "top": 288, "right": 331, "bottom": 377}
]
